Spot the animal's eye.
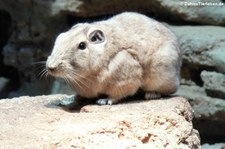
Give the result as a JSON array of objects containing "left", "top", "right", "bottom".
[{"left": 78, "top": 42, "right": 86, "bottom": 50}]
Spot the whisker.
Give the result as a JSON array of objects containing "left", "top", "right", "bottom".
[
  {"left": 66, "top": 73, "right": 84, "bottom": 92},
  {"left": 76, "top": 78, "right": 89, "bottom": 89},
  {"left": 71, "top": 71, "right": 90, "bottom": 89},
  {"left": 31, "top": 61, "right": 47, "bottom": 65},
  {"left": 73, "top": 71, "right": 94, "bottom": 83},
  {"left": 33, "top": 62, "right": 47, "bottom": 75},
  {"left": 43, "top": 69, "right": 49, "bottom": 80},
  {"left": 38, "top": 72, "right": 44, "bottom": 80},
  {"left": 32, "top": 61, "right": 46, "bottom": 76},
  {"left": 38, "top": 68, "right": 49, "bottom": 81},
  {"left": 37, "top": 68, "right": 47, "bottom": 79},
  {"left": 64, "top": 77, "right": 73, "bottom": 89},
  {"left": 45, "top": 70, "right": 51, "bottom": 79}
]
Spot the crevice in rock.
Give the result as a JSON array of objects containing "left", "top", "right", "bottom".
[
  {"left": 140, "top": 133, "right": 153, "bottom": 144},
  {"left": 66, "top": 14, "right": 113, "bottom": 28},
  {"left": 181, "top": 61, "right": 217, "bottom": 86},
  {"left": 0, "top": 10, "right": 20, "bottom": 98},
  {"left": 193, "top": 119, "right": 225, "bottom": 144}
]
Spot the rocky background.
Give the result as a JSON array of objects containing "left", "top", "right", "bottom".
[{"left": 0, "top": 0, "right": 225, "bottom": 146}]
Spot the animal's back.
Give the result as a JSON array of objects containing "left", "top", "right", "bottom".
[
  {"left": 100, "top": 12, "right": 181, "bottom": 96},
  {"left": 98, "top": 12, "right": 180, "bottom": 68}
]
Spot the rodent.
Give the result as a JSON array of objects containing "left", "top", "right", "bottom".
[{"left": 46, "top": 12, "right": 181, "bottom": 105}]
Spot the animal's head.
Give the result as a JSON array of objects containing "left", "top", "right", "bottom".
[{"left": 46, "top": 23, "right": 107, "bottom": 80}]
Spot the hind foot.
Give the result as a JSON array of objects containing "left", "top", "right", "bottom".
[
  {"left": 145, "top": 91, "right": 161, "bottom": 99},
  {"left": 96, "top": 98, "right": 113, "bottom": 105}
]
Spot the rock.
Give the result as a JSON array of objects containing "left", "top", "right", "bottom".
[
  {"left": 170, "top": 25, "right": 225, "bottom": 67},
  {"left": 0, "top": 95, "right": 200, "bottom": 148},
  {"left": 202, "top": 143, "right": 225, "bottom": 149},
  {"left": 176, "top": 85, "right": 225, "bottom": 143},
  {"left": 0, "top": 77, "right": 9, "bottom": 91},
  {"left": 7, "top": 79, "right": 52, "bottom": 98},
  {"left": 176, "top": 85, "right": 225, "bottom": 121},
  {"left": 163, "top": 0, "right": 225, "bottom": 25},
  {"left": 0, "top": 0, "right": 68, "bottom": 97},
  {"left": 171, "top": 25, "right": 225, "bottom": 143},
  {"left": 0, "top": 77, "right": 9, "bottom": 98},
  {"left": 51, "top": 79, "right": 74, "bottom": 95},
  {"left": 201, "top": 71, "right": 225, "bottom": 99},
  {"left": 208, "top": 47, "right": 225, "bottom": 74},
  {"left": 170, "top": 25, "right": 225, "bottom": 85},
  {"left": 51, "top": 0, "right": 225, "bottom": 25}
]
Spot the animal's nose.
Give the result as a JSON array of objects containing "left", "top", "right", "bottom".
[
  {"left": 46, "top": 55, "right": 63, "bottom": 73},
  {"left": 46, "top": 61, "right": 57, "bottom": 72},
  {"left": 47, "top": 66, "right": 56, "bottom": 72},
  {"left": 46, "top": 61, "right": 63, "bottom": 73}
]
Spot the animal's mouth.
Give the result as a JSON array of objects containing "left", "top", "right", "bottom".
[
  {"left": 48, "top": 70, "right": 63, "bottom": 78},
  {"left": 46, "top": 57, "right": 66, "bottom": 78},
  {"left": 46, "top": 65, "right": 65, "bottom": 78}
]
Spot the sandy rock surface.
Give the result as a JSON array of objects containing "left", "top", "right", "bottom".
[{"left": 0, "top": 95, "right": 200, "bottom": 148}]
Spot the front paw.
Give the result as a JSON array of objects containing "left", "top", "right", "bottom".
[
  {"left": 145, "top": 91, "right": 161, "bottom": 99},
  {"left": 96, "top": 98, "right": 113, "bottom": 105}
]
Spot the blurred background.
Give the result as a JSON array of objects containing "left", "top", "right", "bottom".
[{"left": 0, "top": 0, "right": 225, "bottom": 147}]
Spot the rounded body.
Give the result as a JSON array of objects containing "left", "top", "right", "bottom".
[{"left": 46, "top": 12, "right": 181, "bottom": 104}]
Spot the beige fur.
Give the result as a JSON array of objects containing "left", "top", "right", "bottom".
[{"left": 46, "top": 12, "right": 181, "bottom": 105}]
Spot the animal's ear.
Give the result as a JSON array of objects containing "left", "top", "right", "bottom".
[{"left": 87, "top": 28, "right": 105, "bottom": 44}]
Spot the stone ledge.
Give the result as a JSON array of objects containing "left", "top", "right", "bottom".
[{"left": 0, "top": 95, "right": 200, "bottom": 148}]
